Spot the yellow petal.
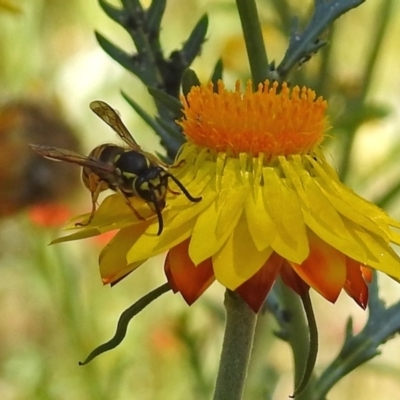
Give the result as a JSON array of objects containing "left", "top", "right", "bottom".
[
  {"left": 283, "top": 157, "right": 347, "bottom": 236},
  {"left": 51, "top": 227, "right": 102, "bottom": 244},
  {"left": 99, "top": 225, "right": 148, "bottom": 284},
  {"left": 307, "top": 155, "right": 393, "bottom": 238},
  {"left": 83, "top": 193, "right": 151, "bottom": 227},
  {"left": 170, "top": 157, "right": 214, "bottom": 206},
  {"left": 163, "top": 191, "right": 213, "bottom": 232},
  {"left": 212, "top": 213, "right": 273, "bottom": 289},
  {"left": 125, "top": 190, "right": 209, "bottom": 262},
  {"left": 349, "top": 222, "right": 400, "bottom": 279},
  {"left": 244, "top": 183, "right": 276, "bottom": 251},
  {"left": 126, "top": 219, "right": 193, "bottom": 263},
  {"left": 53, "top": 194, "right": 151, "bottom": 244},
  {"left": 281, "top": 157, "right": 368, "bottom": 262},
  {"left": 189, "top": 200, "right": 238, "bottom": 264},
  {"left": 262, "top": 166, "right": 309, "bottom": 263},
  {"left": 189, "top": 198, "right": 219, "bottom": 263},
  {"left": 189, "top": 160, "right": 247, "bottom": 264},
  {"left": 216, "top": 158, "right": 249, "bottom": 236}
]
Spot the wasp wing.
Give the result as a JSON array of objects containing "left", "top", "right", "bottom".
[
  {"left": 30, "top": 144, "right": 116, "bottom": 174},
  {"left": 90, "top": 100, "right": 166, "bottom": 168},
  {"left": 90, "top": 101, "right": 142, "bottom": 152}
]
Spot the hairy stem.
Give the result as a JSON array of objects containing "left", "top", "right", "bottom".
[{"left": 212, "top": 290, "right": 257, "bottom": 400}]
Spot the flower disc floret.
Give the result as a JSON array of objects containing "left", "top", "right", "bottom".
[{"left": 179, "top": 80, "right": 328, "bottom": 159}]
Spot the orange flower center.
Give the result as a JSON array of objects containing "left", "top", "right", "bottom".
[{"left": 179, "top": 80, "right": 328, "bottom": 159}]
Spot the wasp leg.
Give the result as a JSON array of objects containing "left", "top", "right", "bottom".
[
  {"left": 116, "top": 188, "right": 145, "bottom": 221},
  {"left": 75, "top": 174, "right": 103, "bottom": 227}
]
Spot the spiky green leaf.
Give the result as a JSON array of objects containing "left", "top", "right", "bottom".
[
  {"left": 211, "top": 59, "right": 223, "bottom": 87},
  {"left": 95, "top": 31, "right": 141, "bottom": 75},
  {"left": 98, "top": 0, "right": 124, "bottom": 24},
  {"left": 154, "top": 116, "right": 185, "bottom": 158},
  {"left": 182, "top": 69, "right": 201, "bottom": 96},
  {"left": 122, "top": 91, "right": 184, "bottom": 158},
  {"left": 121, "top": 90, "right": 163, "bottom": 136},
  {"left": 148, "top": 86, "right": 183, "bottom": 117},
  {"left": 121, "top": 0, "right": 143, "bottom": 13},
  {"left": 181, "top": 14, "right": 209, "bottom": 65},
  {"left": 147, "top": 0, "right": 166, "bottom": 33}
]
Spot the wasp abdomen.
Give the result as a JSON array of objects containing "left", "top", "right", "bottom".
[{"left": 81, "top": 144, "right": 124, "bottom": 191}]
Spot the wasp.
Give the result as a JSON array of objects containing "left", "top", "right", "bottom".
[{"left": 30, "top": 100, "right": 201, "bottom": 235}]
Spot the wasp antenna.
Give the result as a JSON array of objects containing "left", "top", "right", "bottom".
[
  {"left": 149, "top": 193, "right": 164, "bottom": 235},
  {"left": 166, "top": 173, "right": 202, "bottom": 203}
]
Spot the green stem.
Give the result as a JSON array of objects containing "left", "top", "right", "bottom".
[
  {"left": 212, "top": 290, "right": 258, "bottom": 400},
  {"left": 235, "top": 0, "right": 270, "bottom": 85}
]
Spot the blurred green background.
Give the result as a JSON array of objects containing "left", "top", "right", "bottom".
[{"left": 1, "top": 0, "right": 400, "bottom": 399}]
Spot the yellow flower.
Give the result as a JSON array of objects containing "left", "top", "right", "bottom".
[{"left": 58, "top": 80, "right": 400, "bottom": 312}]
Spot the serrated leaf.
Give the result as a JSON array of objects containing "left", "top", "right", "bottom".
[
  {"left": 181, "top": 14, "right": 209, "bottom": 65},
  {"left": 315, "top": 274, "right": 400, "bottom": 398},
  {"left": 182, "top": 69, "right": 201, "bottom": 96},
  {"left": 148, "top": 86, "right": 183, "bottom": 117},
  {"left": 277, "top": 0, "right": 365, "bottom": 79}
]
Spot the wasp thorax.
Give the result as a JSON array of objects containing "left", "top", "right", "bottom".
[{"left": 114, "top": 151, "right": 150, "bottom": 175}]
